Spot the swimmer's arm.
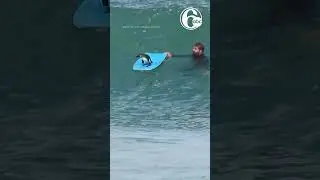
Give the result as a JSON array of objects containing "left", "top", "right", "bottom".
[
  {"left": 172, "top": 54, "right": 192, "bottom": 57},
  {"left": 165, "top": 52, "right": 191, "bottom": 60}
]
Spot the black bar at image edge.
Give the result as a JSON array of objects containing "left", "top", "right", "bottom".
[{"left": 210, "top": 0, "right": 320, "bottom": 179}]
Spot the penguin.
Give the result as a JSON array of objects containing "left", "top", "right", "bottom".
[{"left": 136, "top": 53, "right": 152, "bottom": 66}]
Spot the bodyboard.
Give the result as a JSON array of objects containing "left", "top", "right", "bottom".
[{"left": 133, "top": 52, "right": 167, "bottom": 71}]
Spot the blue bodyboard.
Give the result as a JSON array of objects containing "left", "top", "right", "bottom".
[
  {"left": 133, "top": 52, "right": 167, "bottom": 71},
  {"left": 73, "top": 0, "right": 109, "bottom": 28}
]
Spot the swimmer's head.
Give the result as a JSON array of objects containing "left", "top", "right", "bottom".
[{"left": 192, "top": 42, "right": 205, "bottom": 57}]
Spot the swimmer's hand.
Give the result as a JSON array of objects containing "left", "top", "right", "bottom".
[{"left": 165, "top": 52, "right": 173, "bottom": 59}]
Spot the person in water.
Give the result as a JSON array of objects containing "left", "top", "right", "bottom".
[
  {"left": 136, "top": 42, "right": 210, "bottom": 70},
  {"left": 164, "top": 42, "right": 209, "bottom": 68}
]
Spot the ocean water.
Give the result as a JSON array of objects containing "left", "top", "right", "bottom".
[{"left": 110, "top": 1, "right": 210, "bottom": 179}]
